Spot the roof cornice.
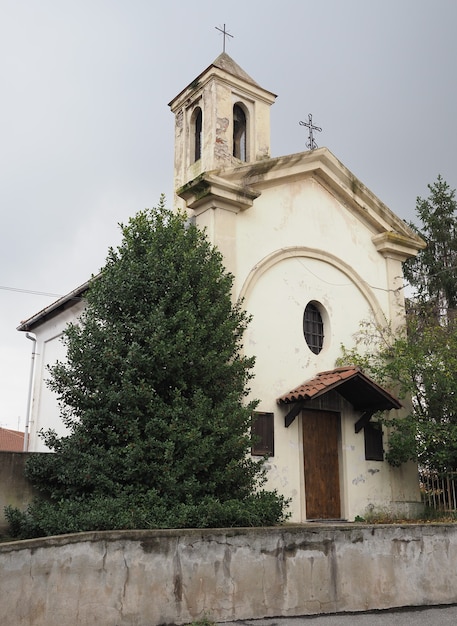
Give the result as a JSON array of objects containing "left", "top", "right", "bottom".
[
  {"left": 216, "top": 147, "right": 426, "bottom": 255},
  {"left": 178, "top": 172, "right": 260, "bottom": 213},
  {"left": 17, "top": 279, "right": 93, "bottom": 332}
]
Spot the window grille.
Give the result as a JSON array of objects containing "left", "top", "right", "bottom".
[{"left": 303, "top": 302, "right": 324, "bottom": 354}]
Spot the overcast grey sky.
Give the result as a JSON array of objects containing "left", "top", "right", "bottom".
[{"left": 1, "top": 0, "right": 456, "bottom": 430}]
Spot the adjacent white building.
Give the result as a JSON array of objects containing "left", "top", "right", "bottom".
[{"left": 19, "top": 53, "right": 425, "bottom": 521}]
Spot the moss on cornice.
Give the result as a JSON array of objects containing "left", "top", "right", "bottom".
[{"left": 177, "top": 173, "right": 210, "bottom": 199}]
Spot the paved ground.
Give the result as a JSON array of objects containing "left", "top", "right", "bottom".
[{"left": 221, "top": 605, "right": 457, "bottom": 625}]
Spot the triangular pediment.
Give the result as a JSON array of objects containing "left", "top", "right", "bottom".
[{"left": 211, "top": 147, "right": 425, "bottom": 256}]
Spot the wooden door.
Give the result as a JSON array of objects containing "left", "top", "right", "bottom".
[{"left": 302, "top": 410, "right": 341, "bottom": 519}]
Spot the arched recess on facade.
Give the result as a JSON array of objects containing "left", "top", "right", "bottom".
[
  {"left": 238, "top": 246, "right": 386, "bottom": 327},
  {"left": 233, "top": 102, "right": 248, "bottom": 161},
  {"left": 190, "top": 106, "right": 202, "bottom": 163}
]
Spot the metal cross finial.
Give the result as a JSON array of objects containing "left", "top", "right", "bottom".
[
  {"left": 299, "top": 113, "right": 322, "bottom": 150},
  {"left": 215, "top": 23, "right": 233, "bottom": 53}
]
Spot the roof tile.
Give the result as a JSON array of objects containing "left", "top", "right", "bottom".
[
  {"left": 0, "top": 427, "right": 25, "bottom": 452},
  {"left": 278, "top": 367, "right": 360, "bottom": 404}
]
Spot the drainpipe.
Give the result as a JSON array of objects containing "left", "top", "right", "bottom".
[{"left": 23, "top": 333, "right": 36, "bottom": 452}]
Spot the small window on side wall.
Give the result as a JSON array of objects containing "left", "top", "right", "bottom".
[
  {"left": 251, "top": 412, "right": 274, "bottom": 456},
  {"left": 364, "top": 422, "right": 384, "bottom": 461}
]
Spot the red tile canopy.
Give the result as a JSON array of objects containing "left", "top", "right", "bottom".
[{"left": 277, "top": 366, "right": 401, "bottom": 430}]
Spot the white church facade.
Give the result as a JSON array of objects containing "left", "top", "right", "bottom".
[{"left": 19, "top": 53, "right": 425, "bottom": 522}]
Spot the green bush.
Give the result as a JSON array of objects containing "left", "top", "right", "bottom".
[
  {"left": 6, "top": 490, "right": 289, "bottom": 540},
  {"left": 8, "top": 202, "right": 289, "bottom": 538}
]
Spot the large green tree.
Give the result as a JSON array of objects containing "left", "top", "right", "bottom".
[
  {"left": 340, "top": 314, "right": 457, "bottom": 471},
  {"left": 8, "top": 199, "right": 288, "bottom": 538},
  {"left": 404, "top": 175, "right": 457, "bottom": 318},
  {"left": 340, "top": 177, "right": 457, "bottom": 471}
]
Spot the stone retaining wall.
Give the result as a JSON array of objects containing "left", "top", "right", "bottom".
[{"left": 1, "top": 523, "right": 457, "bottom": 626}]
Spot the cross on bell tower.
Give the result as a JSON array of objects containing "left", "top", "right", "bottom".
[
  {"left": 215, "top": 23, "right": 234, "bottom": 52},
  {"left": 299, "top": 113, "right": 322, "bottom": 150}
]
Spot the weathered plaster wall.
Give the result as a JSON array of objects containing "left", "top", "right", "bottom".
[
  {"left": 232, "top": 175, "right": 420, "bottom": 521},
  {"left": 1, "top": 524, "right": 456, "bottom": 626},
  {"left": 0, "top": 452, "right": 40, "bottom": 534},
  {"left": 170, "top": 61, "right": 275, "bottom": 211}
]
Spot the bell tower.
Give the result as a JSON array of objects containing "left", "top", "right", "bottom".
[{"left": 168, "top": 53, "right": 276, "bottom": 206}]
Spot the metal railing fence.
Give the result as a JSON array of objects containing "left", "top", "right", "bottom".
[{"left": 419, "top": 469, "right": 457, "bottom": 511}]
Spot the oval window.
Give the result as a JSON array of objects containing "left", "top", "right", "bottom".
[{"left": 303, "top": 302, "right": 324, "bottom": 354}]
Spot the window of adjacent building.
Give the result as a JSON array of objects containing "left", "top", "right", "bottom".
[
  {"left": 192, "top": 107, "right": 202, "bottom": 163},
  {"left": 303, "top": 302, "right": 324, "bottom": 354},
  {"left": 233, "top": 104, "right": 247, "bottom": 161},
  {"left": 364, "top": 422, "right": 384, "bottom": 461},
  {"left": 251, "top": 412, "right": 274, "bottom": 456}
]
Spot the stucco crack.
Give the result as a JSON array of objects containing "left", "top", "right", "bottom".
[
  {"left": 328, "top": 539, "right": 338, "bottom": 605},
  {"left": 101, "top": 541, "right": 107, "bottom": 572},
  {"left": 119, "top": 551, "right": 129, "bottom": 616},
  {"left": 29, "top": 551, "right": 34, "bottom": 583},
  {"left": 173, "top": 538, "right": 183, "bottom": 610}
]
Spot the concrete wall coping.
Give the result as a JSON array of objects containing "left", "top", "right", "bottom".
[{"left": 2, "top": 522, "right": 455, "bottom": 553}]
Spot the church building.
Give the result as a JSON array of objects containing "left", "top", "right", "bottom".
[{"left": 19, "top": 52, "right": 425, "bottom": 522}]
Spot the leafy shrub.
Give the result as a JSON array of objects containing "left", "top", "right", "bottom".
[{"left": 8, "top": 202, "right": 289, "bottom": 538}]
